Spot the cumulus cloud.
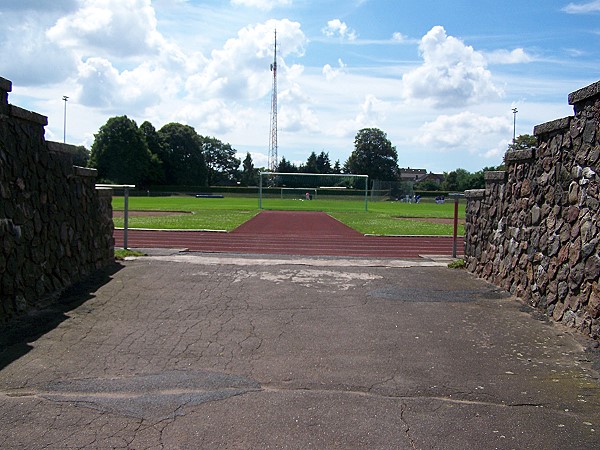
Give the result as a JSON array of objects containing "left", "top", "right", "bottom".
[
  {"left": 185, "top": 19, "right": 306, "bottom": 101},
  {"left": 562, "top": 0, "right": 600, "bottom": 13},
  {"left": 175, "top": 99, "right": 246, "bottom": 135},
  {"left": 77, "top": 57, "right": 175, "bottom": 110},
  {"left": 330, "top": 95, "right": 386, "bottom": 138},
  {"left": 0, "top": 18, "right": 78, "bottom": 85},
  {"left": 230, "top": 0, "right": 292, "bottom": 10},
  {"left": 485, "top": 48, "right": 532, "bottom": 64},
  {"left": 402, "top": 26, "right": 502, "bottom": 108},
  {"left": 47, "top": 0, "right": 167, "bottom": 58},
  {"left": 416, "top": 111, "right": 511, "bottom": 154},
  {"left": 322, "top": 59, "right": 347, "bottom": 81},
  {"left": 392, "top": 32, "right": 408, "bottom": 42},
  {"left": 322, "top": 19, "right": 357, "bottom": 41},
  {"left": 279, "top": 82, "right": 319, "bottom": 132}
]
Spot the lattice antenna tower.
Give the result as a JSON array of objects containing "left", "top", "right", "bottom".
[{"left": 268, "top": 29, "right": 278, "bottom": 172}]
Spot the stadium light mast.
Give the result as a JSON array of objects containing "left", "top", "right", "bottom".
[
  {"left": 512, "top": 107, "right": 518, "bottom": 143},
  {"left": 62, "top": 95, "right": 69, "bottom": 143},
  {"left": 268, "top": 29, "right": 278, "bottom": 172}
]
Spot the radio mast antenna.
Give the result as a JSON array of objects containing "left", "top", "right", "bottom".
[{"left": 268, "top": 29, "right": 278, "bottom": 171}]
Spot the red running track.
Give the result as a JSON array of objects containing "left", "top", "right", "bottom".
[{"left": 114, "top": 211, "right": 464, "bottom": 259}]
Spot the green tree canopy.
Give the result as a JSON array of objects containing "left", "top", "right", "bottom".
[
  {"left": 139, "top": 121, "right": 166, "bottom": 185},
  {"left": 316, "top": 151, "right": 332, "bottom": 174},
  {"left": 344, "top": 128, "right": 399, "bottom": 183},
  {"left": 276, "top": 156, "right": 298, "bottom": 173},
  {"left": 240, "top": 152, "right": 259, "bottom": 186},
  {"left": 158, "top": 123, "right": 207, "bottom": 186},
  {"left": 202, "top": 136, "right": 241, "bottom": 186},
  {"left": 509, "top": 134, "right": 537, "bottom": 151},
  {"left": 303, "top": 151, "right": 318, "bottom": 173},
  {"left": 89, "top": 115, "right": 151, "bottom": 185}
]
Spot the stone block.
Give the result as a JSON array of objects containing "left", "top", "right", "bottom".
[
  {"left": 505, "top": 148, "right": 535, "bottom": 162},
  {"left": 568, "top": 80, "right": 600, "bottom": 105}
]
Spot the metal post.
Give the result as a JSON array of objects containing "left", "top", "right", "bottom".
[
  {"left": 259, "top": 173, "right": 263, "bottom": 209},
  {"left": 364, "top": 176, "right": 369, "bottom": 212},
  {"left": 123, "top": 188, "right": 129, "bottom": 250},
  {"left": 62, "top": 95, "right": 69, "bottom": 143},
  {"left": 452, "top": 196, "right": 459, "bottom": 258},
  {"left": 512, "top": 107, "right": 518, "bottom": 143}
]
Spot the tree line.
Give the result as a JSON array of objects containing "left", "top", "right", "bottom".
[
  {"left": 84, "top": 115, "right": 536, "bottom": 191},
  {"left": 88, "top": 116, "right": 244, "bottom": 187}
]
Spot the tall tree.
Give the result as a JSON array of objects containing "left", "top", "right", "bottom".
[
  {"left": 303, "top": 151, "right": 318, "bottom": 173},
  {"left": 158, "top": 123, "right": 207, "bottom": 186},
  {"left": 316, "top": 151, "right": 332, "bottom": 174},
  {"left": 139, "top": 121, "right": 166, "bottom": 185},
  {"left": 202, "top": 136, "right": 241, "bottom": 186},
  {"left": 240, "top": 152, "right": 258, "bottom": 186},
  {"left": 89, "top": 115, "right": 151, "bottom": 185},
  {"left": 332, "top": 160, "right": 341, "bottom": 174},
  {"left": 344, "top": 128, "right": 399, "bottom": 183},
  {"left": 276, "top": 156, "right": 298, "bottom": 173}
]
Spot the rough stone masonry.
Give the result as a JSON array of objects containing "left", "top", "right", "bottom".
[
  {"left": 0, "top": 77, "right": 114, "bottom": 323},
  {"left": 465, "top": 80, "right": 600, "bottom": 340}
]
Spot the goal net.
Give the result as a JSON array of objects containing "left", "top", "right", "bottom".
[{"left": 259, "top": 172, "right": 369, "bottom": 211}]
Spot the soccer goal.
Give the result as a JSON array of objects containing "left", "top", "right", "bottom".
[{"left": 259, "top": 172, "right": 369, "bottom": 211}]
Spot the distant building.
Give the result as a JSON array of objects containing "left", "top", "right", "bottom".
[
  {"left": 417, "top": 172, "right": 445, "bottom": 185},
  {"left": 398, "top": 168, "right": 427, "bottom": 182},
  {"left": 398, "top": 168, "right": 444, "bottom": 185}
]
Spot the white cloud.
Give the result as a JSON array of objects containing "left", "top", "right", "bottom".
[
  {"left": 330, "top": 95, "right": 386, "bottom": 138},
  {"left": 0, "top": 18, "right": 78, "bottom": 85},
  {"left": 47, "top": 0, "right": 167, "bottom": 58},
  {"left": 322, "top": 19, "right": 357, "bottom": 41},
  {"left": 175, "top": 99, "right": 246, "bottom": 135},
  {"left": 185, "top": 19, "right": 306, "bottom": 101},
  {"left": 392, "top": 32, "right": 408, "bottom": 42},
  {"left": 77, "top": 57, "right": 175, "bottom": 110},
  {"left": 322, "top": 59, "right": 347, "bottom": 81},
  {"left": 279, "top": 82, "right": 319, "bottom": 132},
  {"left": 416, "top": 111, "right": 511, "bottom": 153},
  {"left": 231, "top": 0, "right": 292, "bottom": 10},
  {"left": 562, "top": 0, "right": 600, "bottom": 13},
  {"left": 485, "top": 48, "right": 532, "bottom": 65},
  {"left": 402, "top": 26, "right": 502, "bottom": 108}
]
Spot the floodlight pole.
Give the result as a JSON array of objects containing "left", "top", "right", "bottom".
[
  {"left": 449, "top": 193, "right": 464, "bottom": 258},
  {"left": 62, "top": 95, "right": 69, "bottom": 143},
  {"left": 512, "top": 107, "right": 518, "bottom": 143}
]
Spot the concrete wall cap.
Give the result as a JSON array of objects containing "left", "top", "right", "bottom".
[
  {"left": 465, "top": 189, "right": 486, "bottom": 199},
  {"left": 74, "top": 166, "right": 98, "bottom": 177},
  {"left": 534, "top": 117, "right": 572, "bottom": 136},
  {"left": 10, "top": 105, "right": 48, "bottom": 126},
  {"left": 568, "top": 79, "right": 600, "bottom": 105},
  {"left": 505, "top": 147, "right": 535, "bottom": 162},
  {"left": 484, "top": 171, "right": 507, "bottom": 183},
  {"left": 0, "top": 77, "right": 12, "bottom": 93}
]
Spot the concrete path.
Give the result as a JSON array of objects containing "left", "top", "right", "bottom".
[{"left": 0, "top": 252, "right": 598, "bottom": 449}]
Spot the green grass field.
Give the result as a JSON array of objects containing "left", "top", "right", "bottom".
[{"left": 112, "top": 196, "right": 465, "bottom": 236}]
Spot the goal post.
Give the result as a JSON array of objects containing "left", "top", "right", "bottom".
[{"left": 258, "top": 172, "right": 369, "bottom": 211}]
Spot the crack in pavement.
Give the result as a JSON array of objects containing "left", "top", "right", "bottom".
[{"left": 2, "top": 370, "right": 261, "bottom": 421}]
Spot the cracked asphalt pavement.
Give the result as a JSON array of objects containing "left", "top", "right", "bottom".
[{"left": 0, "top": 252, "right": 599, "bottom": 449}]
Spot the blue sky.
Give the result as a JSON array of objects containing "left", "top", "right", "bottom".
[{"left": 1, "top": 0, "right": 599, "bottom": 173}]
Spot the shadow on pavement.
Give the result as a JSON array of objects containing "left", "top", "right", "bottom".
[{"left": 0, "top": 262, "right": 123, "bottom": 370}]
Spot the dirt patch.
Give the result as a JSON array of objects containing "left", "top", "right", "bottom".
[
  {"left": 113, "top": 210, "right": 192, "bottom": 218},
  {"left": 396, "top": 217, "right": 465, "bottom": 225}
]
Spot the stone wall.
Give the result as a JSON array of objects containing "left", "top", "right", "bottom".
[
  {"left": 465, "top": 80, "right": 600, "bottom": 339},
  {"left": 0, "top": 77, "right": 114, "bottom": 323}
]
